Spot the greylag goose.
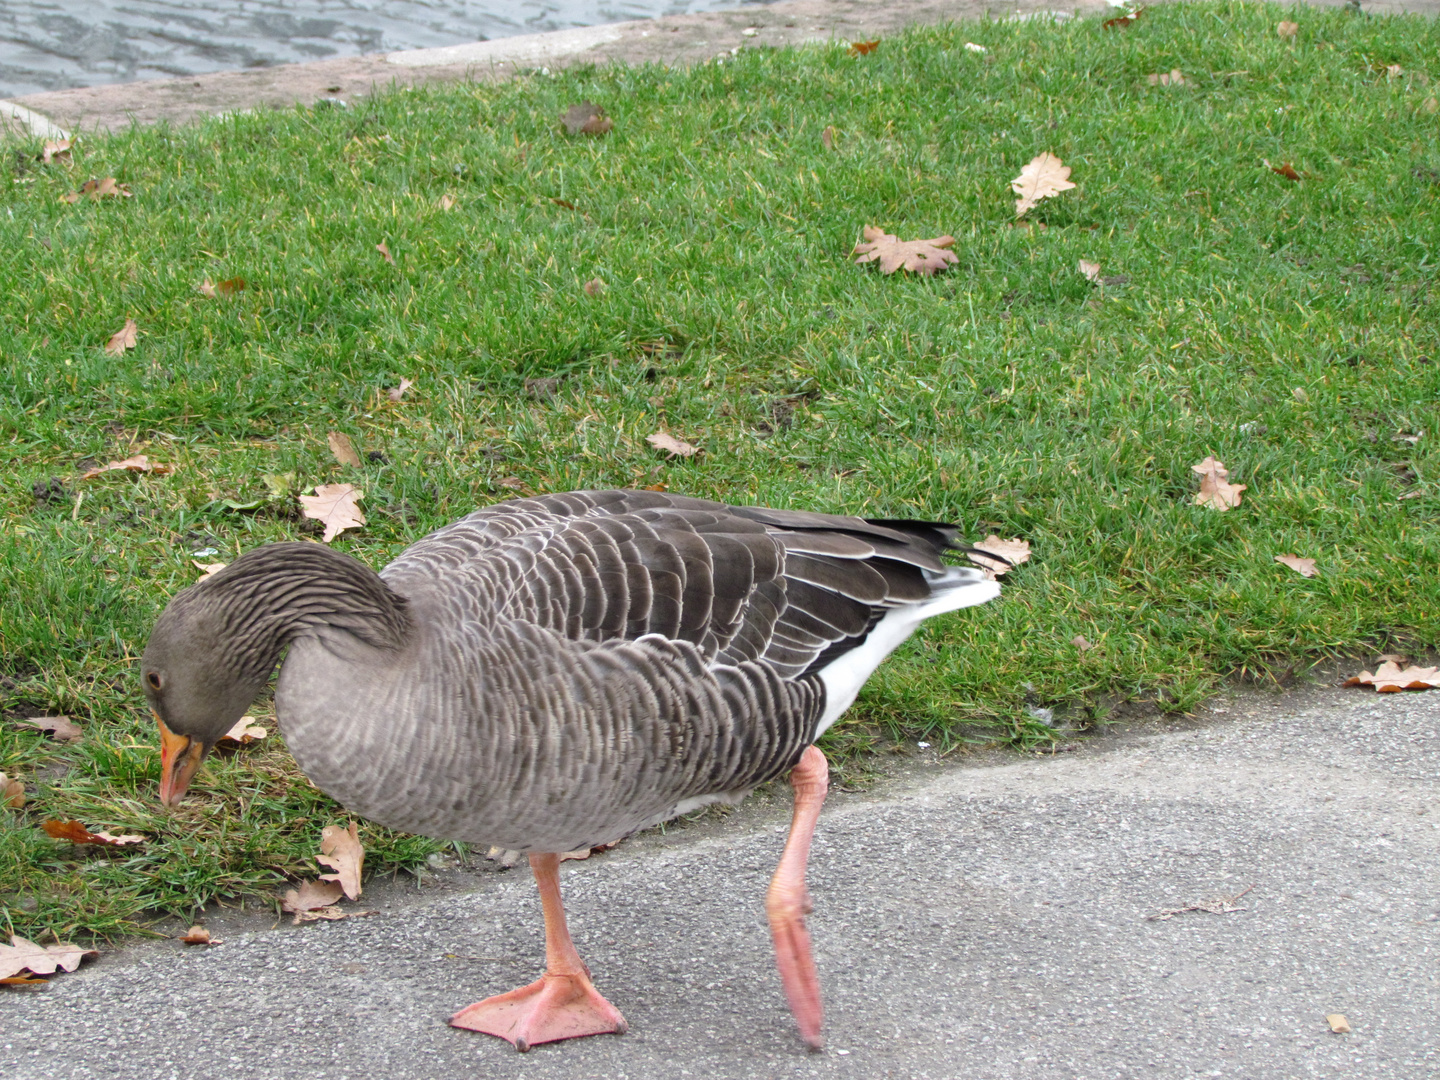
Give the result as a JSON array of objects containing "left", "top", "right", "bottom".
[{"left": 142, "top": 490, "right": 1000, "bottom": 1051}]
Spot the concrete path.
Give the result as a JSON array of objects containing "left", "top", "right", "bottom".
[
  {"left": 4, "top": 683, "right": 1436, "bottom": 1079},
  {"left": 2, "top": 0, "right": 1437, "bottom": 138}
]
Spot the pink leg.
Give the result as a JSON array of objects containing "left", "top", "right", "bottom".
[
  {"left": 450, "top": 852, "right": 627, "bottom": 1052},
  {"left": 766, "top": 744, "right": 829, "bottom": 1050}
]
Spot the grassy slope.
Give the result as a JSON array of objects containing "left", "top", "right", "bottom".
[{"left": 1, "top": 2, "right": 1436, "bottom": 936}]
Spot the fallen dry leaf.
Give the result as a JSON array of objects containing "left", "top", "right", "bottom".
[
  {"left": 1012, "top": 152, "right": 1076, "bottom": 217},
  {"left": 1265, "top": 159, "right": 1302, "bottom": 182},
  {"left": 1071, "top": 635, "right": 1094, "bottom": 652},
  {"left": 852, "top": 226, "right": 958, "bottom": 276},
  {"left": 1277, "top": 19, "right": 1298, "bottom": 38},
  {"left": 582, "top": 277, "right": 605, "bottom": 296},
  {"left": 1385, "top": 63, "right": 1403, "bottom": 78},
  {"left": 193, "top": 560, "right": 227, "bottom": 577},
  {"left": 0, "top": 935, "right": 98, "bottom": 980},
  {"left": 1342, "top": 661, "right": 1439, "bottom": 693},
  {"left": 282, "top": 878, "right": 344, "bottom": 917},
  {"left": 299, "top": 484, "right": 365, "bottom": 543},
  {"left": 21, "top": 715, "right": 83, "bottom": 743},
  {"left": 376, "top": 241, "right": 394, "bottom": 265},
  {"left": 1103, "top": 7, "right": 1144, "bottom": 29},
  {"left": 1148, "top": 884, "right": 1253, "bottom": 921},
  {"left": 1147, "top": 69, "right": 1185, "bottom": 86},
  {"left": 61, "top": 177, "right": 132, "bottom": 203},
  {"left": 296, "top": 906, "right": 378, "bottom": 924},
  {"left": 317, "top": 820, "right": 364, "bottom": 900},
  {"left": 821, "top": 125, "right": 836, "bottom": 150},
  {"left": 198, "top": 276, "right": 246, "bottom": 298},
  {"left": 79, "top": 455, "right": 171, "bottom": 480},
  {"left": 179, "top": 925, "right": 219, "bottom": 945},
  {"left": 551, "top": 197, "right": 577, "bottom": 210},
  {"left": 1078, "top": 258, "right": 1103, "bottom": 283},
  {"left": 563, "top": 102, "right": 613, "bottom": 136},
  {"left": 1, "top": 773, "right": 25, "bottom": 809},
  {"left": 43, "top": 819, "right": 145, "bottom": 845},
  {"left": 104, "top": 318, "right": 137, "bottom": 356},
  {"left": 439, "top": 193, "right": 457, "bottom": 211},
  {"left": 1327, "top": 1014, "right": 1351, "bottom": 1034},
  {"left": 848, "top": 39, "right": 880, "bottom": 56},
  {"left": 561, "top": 840, "right": 622, "bottom": 862},
  {"left": 1274, "top": 554, "right": 1318, "bottom": 578},
  {"left": 647, "top": 431, "right": 700, "bottom": 458},
  {"left": 486, "top": 846, "right": 523, "bottom": 868},
  {"left": 1422, "top": 96, "right": 1439, "bottom": 115},
  {"left": 41, "top": 139, "right": 72, "bottom": 165},
  {"left": 327, "top": 431, "right": 362, "bottom": 468},
  {"left": 967, "top": 536, "right": 1031, "bottom": 579},
  {"left": 216, "top": 716, "right": 267, "bottom": 747},
  {"left": 387, "top": 377, "right": 415, "bottom": 402},
  {"left": 1191, "top": 456, "right": 1246, "bottom": 511}
]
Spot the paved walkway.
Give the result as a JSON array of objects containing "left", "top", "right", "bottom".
[
  {"left": 2, "top": 0, "right": 1437, "bottom": 137},
  {"left": 4, "top": 683, "right": 1436, "bottom": 1078}
]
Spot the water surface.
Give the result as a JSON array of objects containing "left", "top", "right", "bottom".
[{"left": 1, "top": 0, "right": 750, "bottom": 98}]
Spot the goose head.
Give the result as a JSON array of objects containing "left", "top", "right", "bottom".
[{"left": 142, "top": 592, "right": 273, "bottom": 806}]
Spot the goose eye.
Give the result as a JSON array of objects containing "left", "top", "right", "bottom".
[{"left": 147, "top": 672, "right": 163, "bottom": 691}]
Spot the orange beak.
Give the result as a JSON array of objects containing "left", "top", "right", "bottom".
[{"left": 157, "top": 714, "right": 206, "bottom": 807}]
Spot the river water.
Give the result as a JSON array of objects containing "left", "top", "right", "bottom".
[{"left": 0, "top": 0, "right": 753, "bottom": 99}]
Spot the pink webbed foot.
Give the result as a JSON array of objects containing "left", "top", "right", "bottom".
[
  {"left": 450, "top": 971, "right": 628, "bottom": 1052},
  {"left": 767, "top": 881, "right": 823, "bottom": 1049}
]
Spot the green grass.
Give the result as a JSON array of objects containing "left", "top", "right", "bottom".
[{"left": 1, "top": 1, "right": 1437, "bottom": 938}]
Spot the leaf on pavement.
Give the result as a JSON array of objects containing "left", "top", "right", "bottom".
[
  {"left": 43, "top": 819, "right": 145, "bottom": 845},
  {"left": 282, "top": 879, "right": 344, "bottom": 917},
  {"left": 647, "top": 431, "right": 700, "bottom": 457},
  {"left": 198, "top": 276, "right": 246, "bottom": 298},
  {"left": 1264, "top": 159, "right": 1301, "bottom": 182},
  {"left": 1342, "top": 662, "right": 1439, "bottom": 693},
  {"left": 317, "top": 820, "right": 365, "bottom": 900},
  {"left": 0, "top": 935, "right": 98, "bottom": 980},
  {"left": 327, "top": 431, "right": 362, "bottom": 467},
  {"left": 387, "top": 377, "right": 415, "bottom": 402},
  {"left": 1274, "top": 554, "right": 1318, "bottom": 577},
  {"left": 21, "top": 715, "right": 84, "bottom": 743},
  {"left": 563, "top": 102, "right": 613, "bottom": 136},
  {"left": 1, "top": 772, "right": 25, "bottom": 809},
  {"left": 104, "top": 318, "right": 138, "bottom": 355},
  {"left": 216, "top": 716, "right": 267, "bottom": 747},
  {"left": 79, "top": 455, "right": 171, "bottom": 480},
  {"left": 1012, "top": 152, "right": 1076, "bottom": 217},
  {"left": 299, "top": 484, "right": 365, "bottom": 543},
  {"left": 1326, "top": 1013, "right": 1350, "bottom": 1033},
  {"left": 41, "top": 139, "right": 73, "bottom": 166},
  {"left": 1277, "top": 20, "right": 1298, "bottom": 38},
  {"left": 848, "top": 40, "right": 880, "bottom": 56},
  {"left": 179, "top": 925, "right": 220, "bottom": 945},
  {"left": 967, "top": 535, "right": 1031, "bottom": 579},
  {"left": 1191, "top": 456, "right": 1246, "bottom": 510},
  {"left": 852, "top": 226, "right": 959, "bottom": 276}
]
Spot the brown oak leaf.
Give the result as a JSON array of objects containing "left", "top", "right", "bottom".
[
  {"left": 1274, "top": 554, "right": 1318, "bottom": 578},
  {"left": 193, "top": 561, "right": 227, "bottom": 577},
  {"left": 387, "top": 377, "right": 415, "bottom": 402},
  {"left": 376, "top": 241, "right": 395, "bottom": 265},
  {"left": 439, "top": 193, "right": 457, "bottom": 211},
  {"left": 21, "top": 715, "right": 83, "bottom": 743},
  {"left": 216, "top": 716, "right": 267, "bottom": 747},
  {"left": 1012, "top": 153, "right": 1076, "bottom": 217},
  {"left": 1342, "top": 662, "right": 1438, "bottom": 693},
  {"left": 1277, "top": 20, "right": 1298, "bottom": 38},
  {"left": 41, "top": 139, "right": 72, "bottom": 166},
  {"left": 563, "top": 102, "right": 613, "bottom": 136},
  {"left": 967, "top": 536, "right": 1032, "bottom": 580},
  {"left": 79, "top": 455, "right": 171, "bottom": 480},
  {"left": 1, "top": 772, "right": 25, "bottom": 809},
  {"left": 327, "top": 431, "right": 362, "bottom": 467},
  {"left": 198, "top": 276, "right": 246, "bottom": 298},
  {"left": 852, "top": 226, "right": 958, "bottom": 275},
  {"left": 647, "top": 431, "right": 700, "bottom": 457},
  {"left": 0, "top": 935, "right": 97, "bottom": 980},
  {"left": 1078, "top": 259, "right": 1103, "bottom": 283},
  {"left": 179, "top": 925, "right": 220, "bottom": 945},
  {"left": 317, "top": 820, "right": 364, "bottom": 900},
  {"left": 61, "top": 177, "right": 132, "bottom": 203},
  {"left": 582, "top": 277, "right": 605, "bottom": 296},
  {"left": 1103, "top": 7, "right": 1144, "bottom": 28},
  {"left": 298, "top": 484, "right": 365, "bottom": 543},
  {"left": 848, "top": 40, "right": 880, "bottom": 55},
  {"left": 43, "top": 819, "right": 145, "bottom": 845},
  {"left": 1265, "top": 159, "right": 1301, "bottom": 182},
  {"left": 1191, "top": 456, "right": 1246, "bottom": 510},
  {"left": 104, "top": 318, "right": 138, "bottom": 355},
  {"left": 282, "top": 879, "right": 344, "bottom": 919}
]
